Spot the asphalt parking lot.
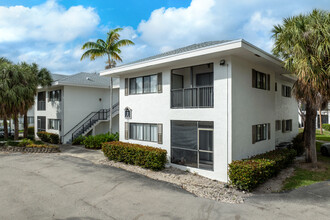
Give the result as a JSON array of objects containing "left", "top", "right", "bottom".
[{"left": 0, "top": 152, "right": 329, "bottom": 220}]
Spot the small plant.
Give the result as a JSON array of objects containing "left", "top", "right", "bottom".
[
  {"left": 323, "top": 124, "right": 330, "bottom": 131},
  {"left": 72, "top": 135, "right": 86, "bottom": 145},
  {"left": 18, "top": 138, "right": 33, "bottom": 147},
  {"left": 102, "top": 141, "right": 167, "bottom": 171},
  {"left": 83, "top": 133, "right": 119, "bottom": 149}
]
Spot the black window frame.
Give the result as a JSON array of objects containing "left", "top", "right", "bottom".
[
  {"left": 253, "top": 123, "right": 269, "bottom": 143},
  {"left": 252, "top": 69, "right": 270, "bottom": 90},
  {"left": 282, "top": 85, "right": 292, "bottom": 98},
  {"left": 129, "top": 74, "right": 158, "bottom": 95},
  {"left": 49, "top": 90, "right": 61, "bottom": 102}
]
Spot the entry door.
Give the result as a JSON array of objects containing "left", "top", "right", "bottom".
[{"left": 198, "top": 128, "right": 213, "bottom": 170}]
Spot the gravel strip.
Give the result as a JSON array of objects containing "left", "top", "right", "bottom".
[{"left": 98, "top": 159, "right": 249, "bottom": 203}]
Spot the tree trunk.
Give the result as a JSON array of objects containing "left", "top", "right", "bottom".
[
  {"left": 13, "top": 114, "right": 19, "bottom": 140},
  {"left": 24, "top": 111, "right": 28, "bottom": 138},
  {"left": 304, "top": 101, "right": 318, "bottom": 167},
  {"left": 3, "top": 115, "right": 8, "bottom": 140},
  {"left": 319, "top": 108, "right": 323, "bottom": 134}
]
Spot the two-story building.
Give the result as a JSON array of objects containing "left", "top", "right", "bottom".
[
  {"left": 34, "top": 72, "right": 120, "bottom": 143},
  {"left": 100, "top": 40, "right": 299, "bottom": 182}
]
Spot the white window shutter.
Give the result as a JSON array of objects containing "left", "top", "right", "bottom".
[
  {"left": 125, "top": 78, "right": 129, "bottom": 96},
  {"left": 157, "top": 73, "right": 162, "bottom": 93},
  {"left": 125, "top": 122, "right": 129, "bottom": 140}
]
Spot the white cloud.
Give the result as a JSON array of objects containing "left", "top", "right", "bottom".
[{"left": 0, "top": 0, "right": 99, "bottom": 43}]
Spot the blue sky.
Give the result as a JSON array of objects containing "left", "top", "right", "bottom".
[{"left": 0, "top": 0, "right": 329, "bottom": 74}]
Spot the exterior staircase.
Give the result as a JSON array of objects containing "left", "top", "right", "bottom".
[{"left": 62, "top": 102, "right": 119, "bottom": 144}]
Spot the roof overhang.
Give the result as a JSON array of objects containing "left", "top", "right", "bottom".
[{"left": 100, "top": 39, "right": 288, "bottom": 77}]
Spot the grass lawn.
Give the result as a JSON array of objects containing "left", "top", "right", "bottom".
[
  {"left": 298, "top": 128, "right": 330, "bottom": 142},
  {"left": 282, "top": 141, "right": 330, "bottom": 190}
]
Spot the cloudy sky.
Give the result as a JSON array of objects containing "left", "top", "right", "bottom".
[{"left": 0, "top": 0, "right": 329, "bottom": 75}]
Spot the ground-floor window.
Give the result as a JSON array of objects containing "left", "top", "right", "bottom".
[
  {"left": 48, "top": 119, "right": 61, "bottom": 131},
  {"left": 171, "top": 120, "right": 213, "bottom": 171},
  {"left": 252, "top": 123, "right": 270, "bottom": 144},
  {"left": 37, "top": 116, "right": 46, "bottom": 132},
  {"left": 27, "top": 117, "right": 34, "bottom": 125},
  {"left": 282, "top": 119, "right": 292, "bottom": 132},
  {"left": 129, "top": 123, "right": 158, "bottom": 142}
]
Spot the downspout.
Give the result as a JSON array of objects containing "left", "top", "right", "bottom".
[
  {"left": 109, "top": 77, "right": 113, "bottom": 134},
  {"left": 226, "top": 63, "right": 229, "bottom": 183}
]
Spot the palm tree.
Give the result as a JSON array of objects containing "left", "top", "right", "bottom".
[
  {"left": 272, "top": 9, "right": 330, "bottom": 166},
  {"left": 81, "top": 28, "right": 134, "bottom": 134},
  {"left": 80, "top": 28, "right": 134, "bottom": 68},
  {"left": 20, "top": 63, "right": 52, "bottom": 138},
  {"left": 0, "top": 58, "right": 13, "bottom": 139}
]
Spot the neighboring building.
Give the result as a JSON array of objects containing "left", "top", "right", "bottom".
[
  {"left": 100, "top": 39, "right": 299, "bottom": 182},
  {"left": 34, "top": 72, "right": 119, "bottom": 143},
  {"left": 298, "top": 103, "right": 330, "bottom": 128}
]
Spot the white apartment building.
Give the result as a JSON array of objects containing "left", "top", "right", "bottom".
[
  {"left": 101, "top": 40, "right": 299, "bottom": 182},
  {"left": 34, "top": 72, "right": 119, "bottom": 143}
]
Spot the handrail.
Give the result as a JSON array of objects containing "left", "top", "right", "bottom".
[{"left": 62, "top": 102, "right": 119, "bottom": 141}]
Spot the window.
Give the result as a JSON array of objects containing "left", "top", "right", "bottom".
[
  {"left": 282, "top": 119, "right": 292, "bottom": 132},
  {"left": 252, "top": 69, "right": 270, "bottom": 90},
  {"left": 129, "top": 74, "right": 157, "bottom": 94},
  {"left": 282, "top": 85, "right": 291, "bottom": 97},
  {"left": 130, "top": 123, "right": 158, "bottom": 142},
  {"left": 275, "top": 120, "right": 281, "bottom": 131},
  {"left": 48, "top": 119, "right": 61, "bottom": 131},
  {"left": 171, "top": 121, "right": 213, "bottom": 171},
  {"left": 252, "top": 123, "right": 270, "bottom": 144},
  {"left": 27, "top": 117, "right": 34, "bottom": 125},
  {"left": 49, "top": 90, "right": 61, "bottom": 101},
  {"left": 37, "top": 92, "right": 46, "bottom": 111}
]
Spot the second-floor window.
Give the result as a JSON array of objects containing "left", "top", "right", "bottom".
[
  {"left": 37, "top": 91, "right": 46, "bottom": 111},
  {"left": 129, "top": 74, "right": 158, "bottom": 94},
  {"left": 48, "top": 119, "right": 61, "bottom": 131},
  {"left": 49, "top": 90, "right": 61, "bottom": 101},
  {"left": 252, "top": 69, "right": 270, "bottom": 90},
  {"left": 282, "top": 85, "right": 291, "bottom": 97}
]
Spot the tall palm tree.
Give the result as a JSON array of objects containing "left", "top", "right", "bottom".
[
  {"left": 81, "top": 28, "right": 134, "bottom": 134},
  {"left": 21, "top": 63, "right": 52, "bottom": 138},
  {"left": 0, "top": 58, "right": 13, "bottom": 139},
  {"left": 272, "top": 9, "right": 330, "bottom": 166},
  {"left": 80, "top": 28, "right": 134, "bottom": 68}
]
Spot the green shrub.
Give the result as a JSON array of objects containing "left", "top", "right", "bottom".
[
  {"left": 72, "top": 135, "right": 86, "bottom": 145},
  {"left": 292, "top": 133, "right": 305, "bottom": 156},
  {"left": 83, "top": 133, "right": 119, "bottom": 149},
  {"left": 228, "top": 148, "right": 296, "bottom": 191},
  {"left": 323, "top": 124, "right": 330, "bottom": 131},
  {"left": 27, "top": 135, "right": 35, "bottom": 141},
  {"left": 18, "top": 138, "right": 33, "bottom": 147},
  {"left": 37, "top": 131, "right": 60, "bottom": 144},
  {"left": 102, "top": 141, "right": 167, "bottom": 171},
  {"left": 229, "top": 159, "right": 276, "bottom": 191},
  {"left": 5, "top": 141, "right": 20, "bottom": 147},
  {"left": 250, "top": 148, "right": 296, "bottom": 174},
  {"left": 28, "top": 127, "right": 35, "bottom": 135},
  {"left": 33, "top": 140, "right": 44, "bottom": 145}
]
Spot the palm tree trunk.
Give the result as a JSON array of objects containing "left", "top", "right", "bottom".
[
  {"left": 319, "top": 108, "right": 323, "bottom": 134},
  {"left": 304, "top": 101, "right": 318, "bottom": 167},
  {"left": 24, "top": 111, "right": 28, "bottom": 138},
  {"left": 3, "top": 115, "right": 8, "bottom": 140},
  {"left": 13, "top": 113, "right": 19, "bottom": 140}
]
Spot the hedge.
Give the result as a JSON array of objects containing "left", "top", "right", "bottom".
[
  {"left": 323, "top": 124, "right": 330, "bottom": 131},
  {"left": 229, "top": 148, "right": 296, "bottom": 191},
  {"left": 83, "top": 133, "right": 118, "bottom": 149},
  {"left": 37, "top": 131, "right": 60, "bottom": 144},
  {"left": 102, "top": 141, "right": 167, "bottom": 171},
  {"left": 28, "top": 127, "right": 34, "bottom": 135}
]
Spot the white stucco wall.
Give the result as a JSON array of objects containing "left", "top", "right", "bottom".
[
  {"left": 275, "top": 76, "right": 299, "bottom": 144},
  {"left": 119, "top": 57, "right": 232, "bottom": 182},
  {"left": 231, "top": 56, "right": 298, "bottom": 161},
  {"left": 34, "top": 85, "right": 119, "bottom": 143}
]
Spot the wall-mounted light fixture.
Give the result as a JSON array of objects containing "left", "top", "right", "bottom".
[{"left": 220, "top": 59, "right": 226, "bottom": 66}]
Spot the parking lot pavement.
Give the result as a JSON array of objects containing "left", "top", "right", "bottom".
[{"left": 0, "top": 152, "right": 329, "bottom": 220}]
